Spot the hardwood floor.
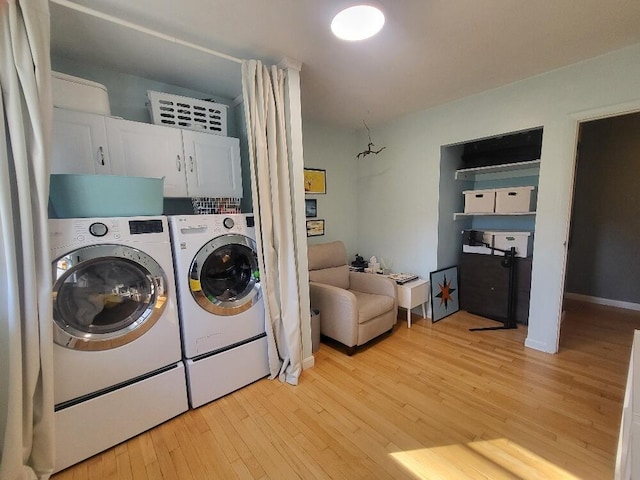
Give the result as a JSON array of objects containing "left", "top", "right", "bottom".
[{"left": 53, "top": 299, "right": 640, "bottom": 479}]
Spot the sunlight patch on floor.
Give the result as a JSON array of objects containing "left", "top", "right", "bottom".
[{"left": 390, "top": 437, "right": 580, "bottom": 480}]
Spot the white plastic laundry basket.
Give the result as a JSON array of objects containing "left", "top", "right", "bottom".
[{"left": 147, "top": 90, "right": 227, "bottom": 135}]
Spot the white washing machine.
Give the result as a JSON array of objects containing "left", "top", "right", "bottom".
[
  {"left": 169, "top": 214, "right": 269, "bottom": 408},
  {"left": 49, "top": 216, "right": 188, "bottom": 472}
]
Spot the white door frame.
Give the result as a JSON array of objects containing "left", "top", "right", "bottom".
[{"left": 555, "top": 99, "right": 640, "bottom": 350}]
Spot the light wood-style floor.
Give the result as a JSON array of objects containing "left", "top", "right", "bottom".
[{"left": 53, "top": 299, "right": 640, "bottom": 479}]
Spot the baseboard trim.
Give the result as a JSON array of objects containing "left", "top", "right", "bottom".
[
  {"left": 565, "top": 292, "right": 640, "bottom": 312},
  {"left": 525, "top": 337, "right": 556, "bottom": 353},
  {"left": 302, "top": 355, "right": 315, "bottom": 370}
]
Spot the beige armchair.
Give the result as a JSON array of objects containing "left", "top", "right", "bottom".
[{"left": 307, "top": 241, "right": 397, "bottom": 354}]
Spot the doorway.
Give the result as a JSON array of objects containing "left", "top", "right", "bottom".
[{"left": 561, "top": 111, "right": 640, "bottom": 346}]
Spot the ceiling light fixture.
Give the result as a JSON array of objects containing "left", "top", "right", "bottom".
[{"left": 331, "top": 5, "right": 385, "bottom": 41}]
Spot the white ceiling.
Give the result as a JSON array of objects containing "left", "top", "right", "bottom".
[{"left": 50, "top": 0, "right": 640, "bottom": 129}]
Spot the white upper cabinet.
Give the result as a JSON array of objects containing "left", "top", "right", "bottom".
[
  {"left": 51, "top": 108, "right": 243, "bottom": 199},
  {"left": 105, "top": 117, "right": 187, "bottom": 197},
  {"left": 51, "top": 108, "right": 110, "bottom": 175},
  {"left": 182, "top": 130, "right": 242, "bottom": 198}
]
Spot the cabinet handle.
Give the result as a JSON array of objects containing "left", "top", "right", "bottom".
[
  {"left": 176, "top": 155, "right": 181, "bottom": 172},
  {"left": 189, "top": 156, "right": 194, "bottom": 172},
  {"left": 98, "top": 146, "right": 105, "bottom": 166}
]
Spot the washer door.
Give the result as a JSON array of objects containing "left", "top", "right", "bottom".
[
  {"left": 189, "top": 234, "right": 261, "bottom": 316},
  {"left": 52, "top": 244, "right": 168, "bottom": 351}
]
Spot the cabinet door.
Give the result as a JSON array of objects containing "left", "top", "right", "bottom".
[
  {"left": 105, "top": 118, "right": 187, "bottom": 197},
  {"left": 182, "top": 130, "right": 242, "bottom": 198},
  {"left": 459, "top": 253, "right": 531, "bottom": 324},
  {"left": 460, "top": 253, "right": 510, "bottom": 321},
  {"left": 51, "top": 108, "right": 110, "bottom": 174}
]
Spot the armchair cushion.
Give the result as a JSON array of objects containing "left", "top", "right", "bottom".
[
  {"left": 309, "top": 265, "right": 349, "bottom": 290},
  {"left": 307, "top": 241, "right": 350, "bottom": 289},
  {"left": 351, "top": 291, "right": 395, "bottom": 324},
  {"left": 349, "top": 271, "right": 396, "bottom": 298}
]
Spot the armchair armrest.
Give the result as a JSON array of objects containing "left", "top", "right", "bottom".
[
  {"left": 349, "top": 271, "right": 396, "bottom": 298},
  {"left": 308, "top": 282, "right": 358, "bottom": 347}
]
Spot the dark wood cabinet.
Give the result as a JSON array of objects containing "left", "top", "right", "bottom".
[{"left": 459, "top": 253, "right": 532, "bottom": 325}]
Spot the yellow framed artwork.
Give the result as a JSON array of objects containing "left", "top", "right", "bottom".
[{"left": 303, "top": 168, "right": 326, "bottom": 194}]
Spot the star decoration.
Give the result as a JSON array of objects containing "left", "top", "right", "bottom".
[{"left": 436, "top": 274, "right": 456, "bottom": 310}]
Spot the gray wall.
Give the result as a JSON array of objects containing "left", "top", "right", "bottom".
[
  {"left": 233, "top": 100, "right": 254, "bottom": 213},
  {"left": 438, "top": 144, "right": 468, "bottom": 268},
  {"left": 565, "top": 112, "right": 640, "bottom": 304}
]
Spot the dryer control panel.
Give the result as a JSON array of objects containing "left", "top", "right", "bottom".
[{"left": 169, "top": 214, "right": 256, "bottom": 248}]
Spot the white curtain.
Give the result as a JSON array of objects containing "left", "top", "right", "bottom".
[
  {"left": 242, "top": 60, "right": 303, "bottom": 385},
  {"left": 0, "top": 1, "right": 55, "bottom": 479}
]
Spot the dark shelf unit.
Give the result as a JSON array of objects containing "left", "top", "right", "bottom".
[{"left": 459, "top": 253, "right": 532, "bottom": 325}]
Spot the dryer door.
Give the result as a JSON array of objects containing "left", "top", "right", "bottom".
[
  {"left": 189, "top": 233, "right": 261, "bottom": 316},
  {"left": 52, "top": 244, "right": 168, "bottom": 351}
]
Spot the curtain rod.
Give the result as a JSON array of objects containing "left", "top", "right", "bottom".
[{"left": 50, "top": 0, "right": 243, "bottom": 65}]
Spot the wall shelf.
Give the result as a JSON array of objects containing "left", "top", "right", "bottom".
[
  {"left": 454, "top": 212, "right": 536, "bottom": 221},
  {"left": 455, "top": 159, "right": 541, "bottom": 181}
]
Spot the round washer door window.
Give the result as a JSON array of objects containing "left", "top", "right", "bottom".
[
  {"left": 52, "top": 244, "right": 168, "bottom": 351},
  {"left": 189, "top": 234, "right": 261, "bottom": 316}
]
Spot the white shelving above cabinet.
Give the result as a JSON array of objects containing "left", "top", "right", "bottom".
[
  {"left": 454, "top": 159, "right": 540, "bottom": 220},
  {"left": 454, "top": 159, "right": 540, "bottom": 181},
  {"left": 453, "top": 211, "right": 536, "bottom": 221}
]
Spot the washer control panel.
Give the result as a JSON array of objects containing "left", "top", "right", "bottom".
[{"left": 49, "top": 216, "right": 168, "bottom": 249}]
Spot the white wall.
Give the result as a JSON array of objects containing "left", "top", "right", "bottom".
[
  {"left": 302, "top": 120, "right": 360, "bottom": 259},
  {"left": 357, "top": 43, "right": 640, "bottom": 353}
]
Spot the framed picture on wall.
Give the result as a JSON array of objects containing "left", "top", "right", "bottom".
[
  {"left": 304, "top": 168, "right": 326, "bottom": 194},
  {"left": 430, "top": 265, "right": 459, "bottom": 322},
  {"left": 305, "top": 199, "right": 317, "bottom": 218},
  {"left": 306, "top": 219, "right": 325, "bottom": 237}
]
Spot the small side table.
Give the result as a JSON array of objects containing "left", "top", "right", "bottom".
[{"left": 395, "top": 278, "right": 430, "bottom": 328}]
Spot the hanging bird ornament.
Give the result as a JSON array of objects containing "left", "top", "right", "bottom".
[{"left": 356, "top": 121, "right": 386, "bottom": 160}]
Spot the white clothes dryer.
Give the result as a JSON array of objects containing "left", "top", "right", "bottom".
[
  {"left": 49, "top": 216, "right": 188, "bottom": 472},
  {"left": 169, "top": 214, "right": 269, "bottom": 408}
]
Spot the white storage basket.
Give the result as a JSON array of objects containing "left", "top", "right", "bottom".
[
  {"left": 52, "top": 71, "right": 111, "bottom": 115},
  {"left": 462, "top": 230, "right": 494, "bottom": 255},
  {"left": 494, "top": 186, "right": 536, "bottom": 213},
  {"left": 147, "top": 90, "right": 227, "bottom": 135},
  {"left": 493, "top": 231, "right": 533, "bottom": 258},
  {"left": 191, "top": 197, "right": 241, "bottom": 215},
  {"left": 463, "top": 188, "right": 496, "bottom": 213}
]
